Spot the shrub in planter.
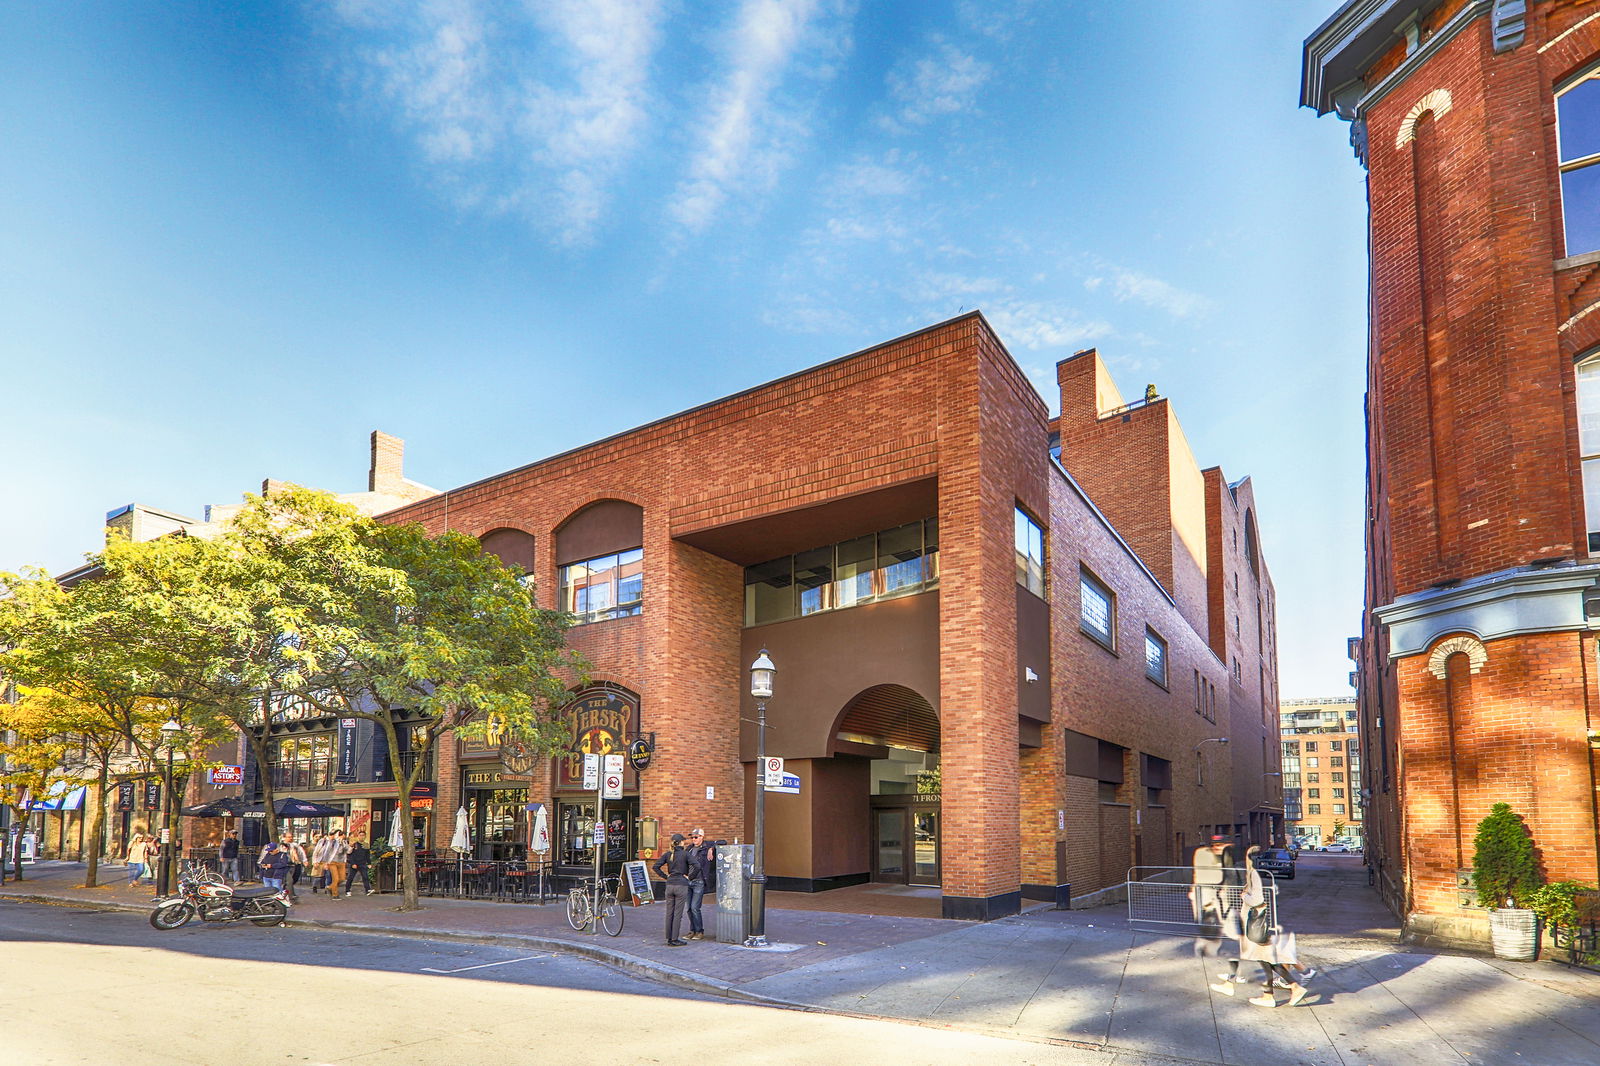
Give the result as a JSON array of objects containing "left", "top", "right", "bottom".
[
  {"left": 1472, "top": 802, "right": 1543, "bottom": 960},
  {"left": 1526, "top": 881, "right": 1597, "bottom": 930}
]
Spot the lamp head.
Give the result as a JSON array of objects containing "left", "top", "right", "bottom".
[
  {"left": 159, "top": 717, "right": 182, "bottom": 738},
  {"left": 750, "top": 649, "right": 776, "bottom": 700}
]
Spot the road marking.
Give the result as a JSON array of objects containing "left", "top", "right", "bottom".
[{"left": 421, "top": 954, "right": 549, "bottom": 974}]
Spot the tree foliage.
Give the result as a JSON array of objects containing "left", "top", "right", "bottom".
[{"left": 1472, "top": 802, "right": 1543, "bottom": 909}]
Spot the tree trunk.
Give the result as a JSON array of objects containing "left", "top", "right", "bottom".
[{"left": 84, "top": 762, "right": 109, "bottom": 888}]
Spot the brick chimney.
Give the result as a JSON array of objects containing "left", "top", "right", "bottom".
[{"left": 369, "top": 431, "right": 406, "bottom": 495}]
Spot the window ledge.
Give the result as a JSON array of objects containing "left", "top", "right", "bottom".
[
  {"left": 1145, "top": 673, "right": 1170, "bottom": 691},
  {"left": 1080, "top": 626, "right": 1117, "bottom": 655},
  {"left": 1556, "top": 249, "right": 1600, "bottom": 272}
]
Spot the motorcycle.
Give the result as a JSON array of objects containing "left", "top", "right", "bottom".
[{"left": 149, "top": 866, "right": 292, "bottom": 930}]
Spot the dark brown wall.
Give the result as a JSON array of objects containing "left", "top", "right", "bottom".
[
  {"left": 1016, "top": 585, "right": 1051, "bottom": 722},
  {"left": 739, "top": 590, "right": 941, "bottom": 761},
  {"left": 554, "top": 499, "right": 644, "bottom": 565}
]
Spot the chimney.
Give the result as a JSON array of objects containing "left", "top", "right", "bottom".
[{"left": 370, "top": 431, "right": 406, "bottom": 495}]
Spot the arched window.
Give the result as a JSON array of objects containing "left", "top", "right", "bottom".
[
  {"left": 555, "top": 501, "right": 644, "bottom": 625},
  {"left": 1577, "top": 351, "right": 1600, "bottom": 552},
  {"left": 1557, "top": 66, "right": 1600, "bottom": 258}
]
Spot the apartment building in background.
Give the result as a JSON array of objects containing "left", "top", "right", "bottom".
[{"left": 1279, "top": 697, "right": 1363, "bottom": 848}]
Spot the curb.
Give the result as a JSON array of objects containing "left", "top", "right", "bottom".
[{"left": 1, "top": 888, "right": 806, "bottom": 1009}]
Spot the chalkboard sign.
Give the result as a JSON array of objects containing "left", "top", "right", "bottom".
[{"left": 621, "top": 860, "right": 653, "bottom": 905}]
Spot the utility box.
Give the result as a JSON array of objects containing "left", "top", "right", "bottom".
[{"left": 715, "top": 844, "right": 753, "bottom": 944}]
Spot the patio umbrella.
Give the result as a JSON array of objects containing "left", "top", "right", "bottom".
[
  {"left": 387, "top": 809, "right": 405, "bottom": 850},
  {"left": 180, "top": 797, "right": 249, "bottom": 818},
  {"left": 238, "top": 797, "right": 346, "bottom": 818},
  {"left": 451, "top": 805, "right": 471, "bottom": 892},
  {"left": 530, "top": 804, "right": 549, "bottom": 856}
]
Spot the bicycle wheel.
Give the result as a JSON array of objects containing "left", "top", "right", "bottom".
[
  {"left": 565, "top": 887, "right": 592, "bottom": 930},
  {"left": 599, "top": 898, "right": 624, "bottom": 937}
]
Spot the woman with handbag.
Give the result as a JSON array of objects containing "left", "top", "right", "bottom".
[{"left": 1210, "top": 846, "right": 1312, "bottom": 1008}]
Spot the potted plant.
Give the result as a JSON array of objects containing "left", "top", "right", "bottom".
[
  {"left": 1527, "top": 880, "right": 1599, "bottom": 965},
  {"left": 1471, "top": 802, "right": 1543, "bottom": 960}
]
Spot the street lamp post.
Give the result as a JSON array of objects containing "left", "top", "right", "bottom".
[
  {"left": 157, "top": 717, "right": 181, "bottom": 897},
  {"left": 746, "top": 649, "right": 775, "bottom": 948}
]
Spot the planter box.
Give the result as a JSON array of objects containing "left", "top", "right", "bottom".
[{"left": 1490, "top": 907, "right": 1539, "bottom": 960}]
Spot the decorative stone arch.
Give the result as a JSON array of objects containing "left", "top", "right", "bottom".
[
  {"left": 1394, "top": 88, "right": 1454, "bottom": 149},
  {"left": 1426, "top": 633, "right": 1488, "bottom": 679}
]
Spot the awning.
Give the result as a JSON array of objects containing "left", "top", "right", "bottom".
[{"left": 28, "top": 786, "right": 86, "bottom": 812}]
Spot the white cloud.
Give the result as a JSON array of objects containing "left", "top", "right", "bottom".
[
  {"left": 323, "top": 0, "right": 663, "bottom": 243},
  {"left": 1102, "top": 267, "right": 1212, "bottom": 318},
  {"left": 986, "top": 302, "right": 1114, "bottom": 350},
  {"left": 883, "top": 40, "right": 991, "bottom": 130},
  {"left": 668, "top": 0, "right": 848, "bottom": 235}
]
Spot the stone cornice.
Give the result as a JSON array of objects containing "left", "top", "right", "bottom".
[{"left": 1372, "top": 563, "right": 1600, "bottom": 659}]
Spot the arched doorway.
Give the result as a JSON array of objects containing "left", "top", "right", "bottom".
[{"left": 832, "top": 684, "right": 940, "bottom": 886}]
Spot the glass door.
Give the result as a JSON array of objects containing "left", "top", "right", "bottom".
[
  {"left": 910, "top": 809, "right": 939, "bottom": 885},
  {"left": 873, "top": 810, "right": 906, "bottom": 883}
]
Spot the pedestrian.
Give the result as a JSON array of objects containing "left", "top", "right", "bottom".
[
  {"left": 309, "top": 831, "right": 328, "bottom": 892},
  {"left": 651, "top": 833, "right": 693, "bottom": 946},
  {"left": 685, "top": 828, "right": 716, "bottom": 941},
  {"left": 322, "top": 830, "right": 350, "bottom": 900},
  {"left": 125, "top": 833, "right": 147, "bottom": 885},
  {"left": 219, "top": 830, "right": 240, "bottom": 883},
  {"left": 281, "top": 833, "right": 308, "bottom": 899},
  {"left": 1189, "top": 833, "right": 1243, "bottom": 966},
  {"left": 345, "top": 837, "right": 372, "bottom": 896},
  {"left": 259, "top": 842, "right": 290, "bottom": 892},
  {"left": 1210, "top": 846, "right": 1312, "bottom": 1008}
]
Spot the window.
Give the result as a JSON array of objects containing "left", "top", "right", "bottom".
[
  {"left": 1330, "top": 740, "right": 1342, "bottom": 750},
  {"left": 1308, "top": 804, "right": 1322, "bottom": 815},
  {"left": 1307, "top": 788, "right": 1320, "bottom": 799},
  {"left": 1578, "top": 356, "right": 1600, "bottom": 552},
  {"left": 1333, "top": 804, "right": 1345, "bottom": 815},
  {"left": 560, "top": 548, "right": 644, "bottom": 624},
  {"left": 743, "top": 519, "right": 939, "bottom": 625},
  {"left": 1079, "top": 567, "right": 1115, "bottom": 648},
  {"left": 1014, "top": 509, "right": 1045, "bottom": 597},
  {"left": 1305, "top": 741, "right": 1318, "bottom": 752},
  {"left": 1307, "top": 773, "right": 1320, "bottom": 783},
  {"left": 1333, "top": 788, "right": 1345, "bottom": 798},
  {"left": 1144, "top": 629, "right": 1168, "bottom": 686},
  {"left": 1331, "top": 757, "right": 1344, "bottom": 767},
  {"left": 1332, "top": 772, "right": 1344, "bottom": 783},
  {"left": 1557, "top": 67, "right": 1600, "bottom": 257},
  {"left": 1307, "top": 757, "right": 1319, "bottom": 768}
]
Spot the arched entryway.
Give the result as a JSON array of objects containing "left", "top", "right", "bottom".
[{"left": 831, "top": 684, "right": 940, "bottom": 886}]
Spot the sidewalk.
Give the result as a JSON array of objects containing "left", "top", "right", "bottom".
[{"left": 5, "top": 859, "right": 1597, "bottom": 1066}]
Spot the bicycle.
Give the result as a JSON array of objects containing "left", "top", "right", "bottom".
[{"left": 565, "top": 875, "right": 624, "bottom": 936}]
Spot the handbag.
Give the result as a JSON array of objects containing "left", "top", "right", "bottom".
[{"left": 1244, "top": 903, "right": 1272, "bottom": 946}]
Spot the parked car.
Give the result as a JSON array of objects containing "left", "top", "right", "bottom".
[
  {"left": 1254, "top": 847, "right": 1296, "bottom": 879},
  {"left": 1323, "top": 842, "right": 1352, "bottom": 853}
]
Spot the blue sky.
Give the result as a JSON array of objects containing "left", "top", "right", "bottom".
[{"left": 0, "top": 1, "right": 1367, "bottom": 697}]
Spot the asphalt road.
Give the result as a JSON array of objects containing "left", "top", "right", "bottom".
[{"left": 0, "top": 898, "right": 1151, "bottom": 1066}]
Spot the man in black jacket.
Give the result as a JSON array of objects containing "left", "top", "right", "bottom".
[
  {"left": 651, "top": 833, "right": 694, "bottom": 946},
  {"left": 685, "top": 829, "right": 716, "bottom": 940}
]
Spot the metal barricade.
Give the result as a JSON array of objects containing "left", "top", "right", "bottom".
[{"left": 1125, "top": 866, "right": 1277, "bottom": 937}]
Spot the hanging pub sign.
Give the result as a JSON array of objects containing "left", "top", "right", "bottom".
[
  {"left": 116, "top": 783, "right": 135, "bottom": 812},
  {"left": 556, "top": 686, "right": 639, "bottom": 791},
  {"left": 628, "top": 736, "right": 654, "bottom": 772},
  {"left": 144, "top": 781, "right": 161, "bottom": 811},
  {"left": 336, "top": 718, "right": 358, "bottom": 782}
]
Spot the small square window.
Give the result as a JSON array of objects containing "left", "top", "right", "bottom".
[{"left": 1079, "top": 567, "right": 1115, "bottom": 649}]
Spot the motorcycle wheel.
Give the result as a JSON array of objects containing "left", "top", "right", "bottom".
[
  {"left": 150, "top": 902, "right": 194, "bottom": 930},
  {"left": 246, "top": 899, "right": 288, "bottom": 927}
]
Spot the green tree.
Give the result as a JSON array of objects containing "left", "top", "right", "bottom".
[
  {"left": 0, "top": 563, "right": 231, "bottom": 888},
  {"left": 0, "top": 701, "right": 69, "bottom": 883},
  {"left": 1472, "top": 802, "right": 1543, "bottom": 909},
  {"left": 218, "top": 488, "right": 583, "bottom": 910}
]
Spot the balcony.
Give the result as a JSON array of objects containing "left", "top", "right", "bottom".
[
  {"left": 392, "top": 750, "right": 434, "bottom": 782},
  {"left": 269, "top": 758, "right": 333, "bottom": 792}
]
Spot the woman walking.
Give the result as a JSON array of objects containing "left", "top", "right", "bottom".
[
  {"left": 1210, "top": 845, "right": 1312, "bottom": 1008},
  {"left": 124, "top": 833, "right": 147, "bottom": 885}
]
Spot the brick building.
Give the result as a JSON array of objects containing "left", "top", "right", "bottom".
[
  {"left": 1303, "top": 0, "right": 1600, "bottom": 945},
  {"left": 1278, "top": 697, "right": 1363, "bottom": 849},
  {"left": 384, "top": 313, "right": 1281, "bottom": 919}
]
